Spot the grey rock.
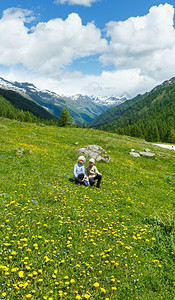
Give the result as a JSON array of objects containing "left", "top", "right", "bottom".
[
  {"left": 0, "top": 124, "right": 8, "bottom": 129},
  {"left": 77, "top": 145, "right": 111, "bottom": 162},
  {"left": 145, "top": 148, "right": 150, "bottom": 152},
  {"left": 12, "top": 148, "right": 32, "bottom": 155},
  {"left": 129, "top": 152, "right": 140, "bottom": 157},
  {"left": 13, "top": 148, "right": 25, "bottom": 155},
  {"left": 139, "top": 152, "right": 155, "bottom": 157}
]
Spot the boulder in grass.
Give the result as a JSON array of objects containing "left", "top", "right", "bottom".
[
  {"left": 129, "top": 152, "right": 140, "bottom": 157},
  {"left": 12, "top": 148, "right": 32, "bottom": 155},
  {"left": 139, "top": 151, "right": 155, "bottom": 158},
  {"left": 13, "top": 148, "right": 25, "bottom": 155},
  {"left": 77, "top": 145, "right": 111, "bottom": 162}
]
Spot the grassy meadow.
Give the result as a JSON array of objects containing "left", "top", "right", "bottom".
[{"left": 0, "top": 118, "right": 175, "bottom": 300}]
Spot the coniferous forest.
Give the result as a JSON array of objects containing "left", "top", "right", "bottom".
[
  {"left": 91, "top": 82, "right": 175, "bottom": 143},
  {"left": 0, "top": 88, "right": 73, "bottom": 127}
]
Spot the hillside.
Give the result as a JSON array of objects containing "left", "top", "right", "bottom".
[
  {"left": 0, "top": 118, "right": 174, "bottom": 299},
  {"left": 91, "top": 78, "right": 175, "bottom": 142},
  {"left": 0, "top": 77, "right": 127, "bottom": 125},
  {"left": 0, "top": 88, "right": 57, "bottom": 122}
]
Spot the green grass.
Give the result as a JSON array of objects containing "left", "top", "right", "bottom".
[{"left": 0, "top": 118, "right": 175, "bottom": 300}]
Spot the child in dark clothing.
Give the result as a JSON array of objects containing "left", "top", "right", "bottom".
[{"left": 85, "top": 158, "right": 102, "bottom": 188}]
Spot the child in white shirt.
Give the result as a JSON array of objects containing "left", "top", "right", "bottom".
[{"left": 73, "top": 156, "right": 89, "bottom": 186}]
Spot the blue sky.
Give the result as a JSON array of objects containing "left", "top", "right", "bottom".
[{"left": 0, "top": 0, "right": 175, "bottom": 97}]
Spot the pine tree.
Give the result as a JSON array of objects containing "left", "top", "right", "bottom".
[
  {"left": 167, "top": 128, "right": 175, "bottom": 143},
  {"left": 151, "top": 124, "right": 160, "bottom": 142},
  {"left": 116, "top": 127, "right": 124, "bottom": 135},
  {"left": 17, "top": 110, "right": 25, "bottom": 122},
  {"left": 59, "top": 108, "right": 73, "bottom": 127},
  {"left": 24, "top": 111, "right": 32, "bottom": 122}
]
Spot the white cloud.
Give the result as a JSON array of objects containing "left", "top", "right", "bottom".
[
  {"left": 54, "top": 0, "right": 98, "bottom": 7},
  {"left": 1, "top": 64, "right": 159, "bottom": 98},
  {"left": 2, "top": 7, "right": 35, "bottom": 22},
  {"left": 32, "top": 68, "right": 157, "bottom": 97},
  {"left": 101, "top": 4, "right": 175, "bottom": 81},
  {"left": 0, "top": 8, "right": 107, "bottom": 75},
  {"left": 1, "top": 4, "right": 175, "bottom": 98}
]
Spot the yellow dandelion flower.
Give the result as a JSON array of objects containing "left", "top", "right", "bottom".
[
  {"left": 93, "top": 282, "right": 99, "bottom": 287},
  {"left": 44, "top": 256, "right": 50, "bottom": 263},
  {"left": 59, "top": 290, "right": 63, "bottom": 295},
  {"left": 18, "top": 271, "right": 24, "bottom": 278},
  {"left": 23, "top": 282, "right": 28, "bottom": 289},
  {"left": 11, "top": 267, "right": 19, "bottom": 272},
  {"left": 33, "top": 271, "right": 37, "bottom": 276},
  {"left": 2, "top": 293, "right": 6, "bottom": 297}
]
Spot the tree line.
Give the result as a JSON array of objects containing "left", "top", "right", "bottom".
[
  {"left": 0, "top": 94, "right": 83, "bottom": 127},
  {"left": 99, "top": 85, "right": 175, "bottom": 143}
]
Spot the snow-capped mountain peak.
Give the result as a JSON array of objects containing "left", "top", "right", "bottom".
[
  {"left": 69, "top": 94, "right": 128, "bottom": 107},
  {"left": 0, "top": 77, "right": 128, "bottom": 107}
]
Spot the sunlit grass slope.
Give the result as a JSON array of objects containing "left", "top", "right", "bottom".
[{"left": 0, "top": 118, "right": 175, "bottom": 300}]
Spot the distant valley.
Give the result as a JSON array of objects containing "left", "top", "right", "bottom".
[
  {"left": 0, "top": 75, "right": 175, "bottom": 143},
  {"left": 0, "top": 77, "right": 127, "bottom": 125}
]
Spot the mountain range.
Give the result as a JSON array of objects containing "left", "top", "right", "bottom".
[
  {"left": 0, "top": 77, "right": 127, "bottom": 125},
  {"left": 1, "top": 75, "right": 175, "bottom": 143}
]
